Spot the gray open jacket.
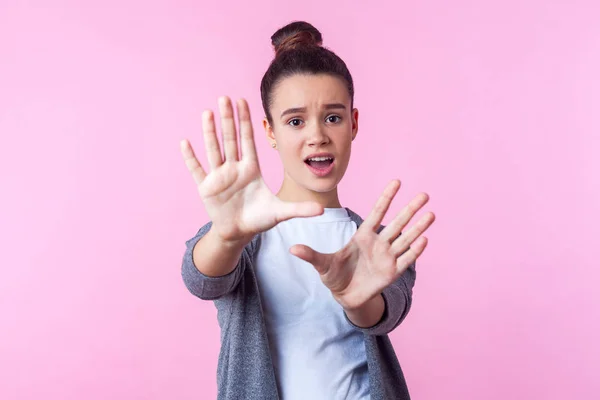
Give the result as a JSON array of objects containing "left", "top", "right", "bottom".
[{"left": 181, "top": 208, "right": 415, "bottom": 400}]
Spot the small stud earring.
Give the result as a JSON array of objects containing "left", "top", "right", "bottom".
[{"left": 271, "top": 143, "right": 277, "bottom": 148}]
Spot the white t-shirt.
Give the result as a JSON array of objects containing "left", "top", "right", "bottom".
[{"left": 254, "top": 208, "right": 370, "bottom": 400}]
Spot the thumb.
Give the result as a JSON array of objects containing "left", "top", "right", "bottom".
[
  {"left": 275, "top": 201, "right": 324, "bottom": 223},
  {"left": 290, "top": 244, "right": 330, "bottom": 275}
]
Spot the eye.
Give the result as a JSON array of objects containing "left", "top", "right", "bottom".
[
  {"left": 326, "top": 115, "right": 342, "bottom": 123},
  {"left": 287, "top": 118, "right": 303, "bottom": 127}
]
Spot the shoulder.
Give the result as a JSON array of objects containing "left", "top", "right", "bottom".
[
  {"left": 344, "top": 207, "right": 364, "bottom": 225},
  {"left": 344, "top": 207, "right": 384, "bottom": 233}
]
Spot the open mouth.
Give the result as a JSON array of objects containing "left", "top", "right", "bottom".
[
  {"left": 304, "top": 153, "right": 335, "bottom": 177},
  {"left": 304, "top": 156, "right": 334, "bottom": 169}
]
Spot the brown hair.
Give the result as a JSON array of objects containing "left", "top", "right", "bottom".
[{"left": 260, "top": 21, "right": 355, "bottom": 124}]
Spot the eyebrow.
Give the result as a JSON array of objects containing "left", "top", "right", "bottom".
[{"left": 280, "top": 103, "right": 347, "bottom": 118}]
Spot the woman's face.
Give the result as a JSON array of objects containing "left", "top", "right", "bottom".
[{"left": 263, "top": 73, "right": 359, "bottom": 199}]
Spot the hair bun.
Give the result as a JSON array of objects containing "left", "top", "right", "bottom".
[{"left": 271, "top": 21, "right": 323, "bottom": 56}]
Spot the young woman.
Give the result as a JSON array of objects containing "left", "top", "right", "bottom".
[{"left": 180, "top": 21, "right": 435, "bottom": 400}]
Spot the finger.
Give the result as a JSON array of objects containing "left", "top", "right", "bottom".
[
  {"left": 237, "top": 98, "right": 258, "bottom": 163},
  {"left": 274, "top": 201, "right": 324, "bottom": 223},
  {"left": 180, "top": 139, "right": 206, "bottom": 185},
  {"left": 289, "top": 244, "right": 329, "bottom": 274},
  {"left": 390, "top": 212, "right": 435, "bottom": 258},
  {"left": 202, "top": 109, "right": 223, "bottom": 169},
  {"left": 396, "top": 236, "right": 428, "bottom": 274},
  {"left": 362, "top": 180, "right": 401, "bottom": 231},
  {"left": 380, "top": 192, "right": 430, "bottom": 243},
  {"left": 219, "top": 96, "right": 239, "bottom": 162}
]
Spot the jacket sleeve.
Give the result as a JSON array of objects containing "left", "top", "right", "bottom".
[
  {"left": 181, "top": 221, "right": 251, "bottom": 300},
  {"left": 343, "top": 227, "right": 417, "bottom": 336}
]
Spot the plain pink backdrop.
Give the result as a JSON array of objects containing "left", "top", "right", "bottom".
[{"left": 1, "top": 0, "right": 599, "bottom": 399}]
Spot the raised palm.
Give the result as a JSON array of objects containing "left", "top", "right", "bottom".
[
  {"left": 291, "top": 180, "right": 436, "bottom": 311},
  {"left": 180, "top": 97, "right": 323, "bottom": 243}
]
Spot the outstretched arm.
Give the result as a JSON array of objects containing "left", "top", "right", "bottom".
[
  {"left": 179, "top": 96, "right": 324, "bottom": 299},
  {"left": 290, "top": 180, "right": 435, "bottom": 335}
]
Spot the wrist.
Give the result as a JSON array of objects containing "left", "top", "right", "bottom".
[
  {"left": 343, "top": 293, "right": 386, "bottom": 329},
  {"left": 208, "top": 226, "right": 253, "bottom": 250}
]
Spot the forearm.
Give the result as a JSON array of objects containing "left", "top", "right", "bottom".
[
  {"left": 344, "top": 294, "right": 385, "bottom": 329},
  {"left": 343, "top": 262, "right": 416, "bottom": 335},
  {"left": 192, "top": 227, "right": 249, "bottom": 277}
]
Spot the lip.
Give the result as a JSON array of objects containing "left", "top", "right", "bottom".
[
  {"left": 304, "top": 152, "right": 335, "bottom": 177},
  {"left": 303, "top": 152, "right": 335, "bottom": 162}
]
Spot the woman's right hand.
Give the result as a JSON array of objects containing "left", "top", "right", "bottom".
[{"left": 180, "top": 97, "right": 323, "bottom": 245}]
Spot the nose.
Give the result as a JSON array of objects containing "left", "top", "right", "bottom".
[{"left": 307, "top": 124, "right": 330, "bottom": 147}]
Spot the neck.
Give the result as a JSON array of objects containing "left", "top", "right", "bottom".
[{"left": 276, "top": 175, "right": 342, "bottom": 209}]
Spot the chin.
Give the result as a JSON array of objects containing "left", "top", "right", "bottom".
[{"left": 303, "top": 177, "right": 340, "bottom": 194}]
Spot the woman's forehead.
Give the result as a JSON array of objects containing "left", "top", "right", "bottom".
[{"left": 272, "top": 74, "right": 350, "bottom": 110}]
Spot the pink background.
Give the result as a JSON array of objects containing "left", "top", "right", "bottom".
[{"left": 1, "top": 0, "right": 599, "bottom": 399}]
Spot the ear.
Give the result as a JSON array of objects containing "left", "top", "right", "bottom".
[
  {"left": 351, "top": 108, "right": 359, "bottom": 141},
  {"left": 263, "top": 117, "right": 276, "bottom": 146}
]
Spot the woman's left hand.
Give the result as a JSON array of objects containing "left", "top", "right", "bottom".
[{"left": 290, "top": 180, "right": 435, "bottom": 312}]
